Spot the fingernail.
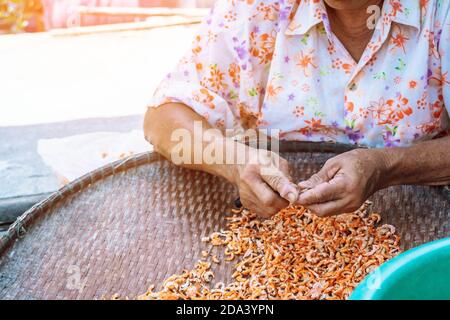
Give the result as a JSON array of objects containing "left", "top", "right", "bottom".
[{"left": 287, "top": 192, "right": 297, "bottom": 203}]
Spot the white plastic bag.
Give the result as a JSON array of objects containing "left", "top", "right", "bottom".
[{"left": 37, "top": 130, "right": 152, "bottom": 185}]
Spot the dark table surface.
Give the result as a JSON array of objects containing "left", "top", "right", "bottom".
[{"left": 0, "top": 115, "right": 143, "bottom": 229}]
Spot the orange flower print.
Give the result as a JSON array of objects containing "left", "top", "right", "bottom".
[
  {"left": 368, "top": 98, "right": 394, "bottom": 125},
  {"left": 331, "top": 58, "right": 352, "bottom": 74},
  {"left": 417, "top": 95, "right": 444, "bottom": 136},
  {"left": 192, "top": 35, "right": 202, "bottom": 55},
  {"left": 416, "top": 96, "right": 443, "bottom": 135},
  {"left": 296, "top": 49, "right": 317, "bottom": 77},
  {"left": 206, "top": 64, "right": 228, "bottom": 92},
  {"left": 298, "top": 117, "right": 327, "bottom": 137},
  {"left": 266, "top": 85, "right": 282, "bottom": 99},
  {"left": 327, "top": 43, "right": 336, "bottom": 55},
  {"left": 250, "top": 31, "right": 276, "bottom": 65},
  {"left": 304, "top": 118, "right": 325, "bottom": 131},
  {"left": 408, "top": 80, "right": 417, "bottom": 89},
  {"left": 332, "top": 58, "right": 342, "bottom": 69},
  {"left": 429, "top": 70, "right": 450, "bottom": 86},
  {"left": 390, "top": 29, "right": 409, "bottom": 53},
  {"left": 228, "top": 63, "right": 241, "bottom": 88},
  {"left": 342, "top": 63, "right": 352, "bottom": 74},
  {"left": 358, "top": 107, "right": 370, "bottom": 119},
  {"left": 313, "top": 7, "right": 323, "bottom": 20},
  {"left": 260, "top": 33, "right": 276, "bottom": 61},
  {"left": 389, "top": 0, "right": 404, "bottom": 17},
  {"left": 255, "top": 1, "right": 280, "bottom": 21},
  {"left": 381, "top": 12, "right": 390, "bottom": 27},
  {"left": 430, "top": 95, "right": 444, "bottom": 119},
  {"left": 193, "top": 88, "right": 215, "bottom": 110},
  {"left": 345, "top": 96, "right": 354, "bottom": 113},
  {"left": 417, "top": 92, "right": 428, "bottom": 110},
  {"left": 346, "top": 101, "right": 355, "bottom": 113},
  {"left": 224, "top": 10, "right": 237, "bottom": 23},
  {"left": 266, "top": 79, "right": 283, "bottom": 101},
  {"left": 385, "top": 95, "right": 413, "bottom": 124}
]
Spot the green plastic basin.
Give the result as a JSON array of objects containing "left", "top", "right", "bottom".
[{"left": 350, "top": 237, "right": 450, "bottom": 300}]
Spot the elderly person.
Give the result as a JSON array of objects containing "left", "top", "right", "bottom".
[{"left": 144, "top": 0, "right": 450, "bottom": 218}]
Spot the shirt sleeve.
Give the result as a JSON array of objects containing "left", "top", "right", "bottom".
[
  {"left": 440, "top": 4, "right": 450, "bottom": 116},
  {"left": 149, "top": 0, "right": 245, "bottom": 130}
]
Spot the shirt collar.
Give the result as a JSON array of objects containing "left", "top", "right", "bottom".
[
  {"left": 285, "top": 0, "right": 327, "bottom": 36},
  {"left": 285, "top": 0, "right": 421, "bottom": 36},
  {"left": 384, "top": 0, "right": 421, "bottom": 32}
]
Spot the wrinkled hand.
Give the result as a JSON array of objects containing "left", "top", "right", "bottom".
[
  {"left": 232, "top": 147, "right": 299, "bottom": 218},
  {"left": 297, "top": 149, "right": 387, "bottom": 217}
]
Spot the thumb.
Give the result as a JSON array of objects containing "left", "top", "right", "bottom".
[{"left": 261, "top": 167, "right": 299, "bottom": 203}]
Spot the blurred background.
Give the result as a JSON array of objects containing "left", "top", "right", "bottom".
[
  {"left": 1, "top": 0, "right": 215, "bottom": 33},
  {"left": 0, "top": 0, "right": 215, "bottom": 231}
]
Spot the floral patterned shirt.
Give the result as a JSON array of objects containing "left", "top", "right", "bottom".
[{"left": 150, "top": 0, "right": 450, "bottom": 148}]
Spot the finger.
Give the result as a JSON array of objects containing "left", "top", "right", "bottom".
[
  {"left": 298, "top": 159, "right": 340, "bottom": 190},
  {"left": 240, "top": 189, "right": 280, "bottom": 219},
  {"left": 307, "top": 198, "right": 349, "bottom": 217},
  {"left": 252, "top": 178, "right": 289, "bottom": 211},
  {"left": 297, "top": 178, "right": 345, "bottom": 206},
  {"left": 297, "top": 171, "right": 328, "bottom": 190},
  {"left": 261, "top": 167, "right": 298, "bottom": 203},
  {"left": 239, "top": 189, "right": 260, "bottom": 210},
  {"left": 278, "top": 158, "right": 292, "bottom": 179},
  {"left": 240, "top": 197, "right": 261, "bottom": 215},
  {"left": 240, "top": 172, "right": 288, "bottom": 217}
]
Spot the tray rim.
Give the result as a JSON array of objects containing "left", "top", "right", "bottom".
[
  {"left": 0, "top": 151, "right": 163, "bottom": 256},
  {"left": 1, "top": 141, "right": 449, "bottom": 257}
]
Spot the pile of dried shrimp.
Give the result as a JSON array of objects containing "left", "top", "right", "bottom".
[{"left": 137, "top": 202, "right": 400, "bottom": 300}]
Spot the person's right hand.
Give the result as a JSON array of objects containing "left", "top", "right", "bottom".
[{"left": 230, "top": 146, "right": 299, "bottom": 218}]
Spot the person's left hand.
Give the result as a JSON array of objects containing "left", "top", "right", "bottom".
[{"left": 296, "top": 149, "right": 388, "bottom": 216}]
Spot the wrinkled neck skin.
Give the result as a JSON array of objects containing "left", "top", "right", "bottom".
[{"left": 324, "top": 0, "right": 384, "bottom": 61}]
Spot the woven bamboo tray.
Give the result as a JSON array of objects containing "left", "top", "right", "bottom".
[{"left": 0, "top": 142, "right": 449, "bottom": 300}]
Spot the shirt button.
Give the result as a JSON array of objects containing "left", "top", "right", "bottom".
[{"left": 349, "top": 83, "right": 358, "bottom": 91}]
